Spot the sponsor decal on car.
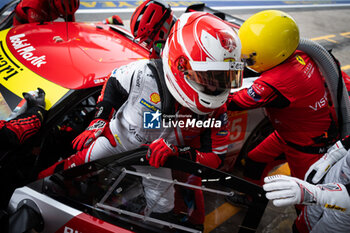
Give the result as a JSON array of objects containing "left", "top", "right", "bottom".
[
  {"left": 94, "top": 77, "right": 108, "bottom": 84},
  {"left": 0, "top": 29, "right": 69, "bottom": 109},
  {"left": 9, "top": 34, "right": 47, "bottom": 68},
  {"left": 0, "top": 52, "right": 21, "bottom": 81},
  {"left": 64, "top": 226, "right": 81, "bottom": 233}
]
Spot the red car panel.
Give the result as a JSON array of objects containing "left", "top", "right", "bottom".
[{"left": 6, "top": 22, "right": 150, "bottom": 90}]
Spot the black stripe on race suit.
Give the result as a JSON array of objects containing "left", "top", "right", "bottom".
[
  {"left": 147, "top": 59, "right": 175, "bottom": 116},
  {"left": 95, "top": 77, "right": 129, "bottom": 120}
]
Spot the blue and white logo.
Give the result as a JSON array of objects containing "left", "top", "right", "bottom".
[
  {"left": 143, "top": 110, "right": 161, "bottom": 129},
  {"left": 247, "top": 86, "right": 261, "bottom": 101}
]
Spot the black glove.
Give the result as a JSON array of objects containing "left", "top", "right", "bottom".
[
  {"left": 23, "top": 88, "right": 46, "bottom": 110},
  {"left": 22, "top": 88, "right": 46, "bottom": 122}
]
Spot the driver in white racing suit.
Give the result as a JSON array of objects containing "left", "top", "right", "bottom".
[
  {"left": 263, "top": 136, "right": 350, "bottom": 233},
  {"left": 38, "top": 12, "right": 244, "bottom": 219}
]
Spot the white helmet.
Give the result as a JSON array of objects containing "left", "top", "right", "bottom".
[{"left": 162, "top": 12, "right": 243, "bottom": 115}]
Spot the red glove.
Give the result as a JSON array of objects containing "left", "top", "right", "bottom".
[
  {"left": 102, "top": 15, "right": 124, "bottom": 26},
  {"left": 72, "top": 119, "right": 116, "bottom": 151},
  {"left": 146, "top": 138, "right": 179, "bottom": 168}
]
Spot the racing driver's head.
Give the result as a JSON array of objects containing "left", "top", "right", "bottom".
[
  {"left": 239, "top": 10, "right": 300, "bottom": 73},
  {"left": 162, "top": 12, "right": 244, "bottom": 115}
]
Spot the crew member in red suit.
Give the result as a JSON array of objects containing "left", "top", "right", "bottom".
[
  {"left": 13, "top": 0, "right": 79, "bottom": 26},
  {"left": 0, "top": 88, "right": 45, "bottom": 210},
  {"left": 227, "top": 10, "right": 341, "bottom": 189}
]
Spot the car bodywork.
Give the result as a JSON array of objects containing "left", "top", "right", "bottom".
[{"left": 8, "top": 148, "right": 268, "bottom": 233}]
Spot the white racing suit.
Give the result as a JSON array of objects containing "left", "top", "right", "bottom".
[
  {"left": 296, "top": 153, "right": 350, "bottom": 232},
  {"left": 39, "top": 59, "right": 230, "bottom": 214}
]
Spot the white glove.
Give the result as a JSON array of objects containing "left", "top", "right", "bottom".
[
  {"left": 263, "top": 175, "right": 350, "bottom": 214},
  {"left": 305, "top": 140, "right": 347, "bottom": 184}
]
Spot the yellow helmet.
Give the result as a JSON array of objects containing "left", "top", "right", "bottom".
[{"left": 239, "top": 10, "right": 300, "bottom": 73}]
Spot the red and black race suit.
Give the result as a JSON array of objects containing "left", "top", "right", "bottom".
[{"left": 227, "top": 50, "right": 338, "bottom": 182}]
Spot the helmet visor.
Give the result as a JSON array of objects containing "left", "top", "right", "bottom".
[{"left": 185, "top": 61, "right": 244, "bottom": 95}]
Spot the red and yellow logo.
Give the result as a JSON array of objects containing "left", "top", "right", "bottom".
[
  {"left": 150, "top": 93, "right": 160, "bottom": 104},
  {"left": 295, "top": 55, "right": 306, "bottom": 65},
  {"left": 0, "top": 29, "right": 69, "bottom": 110}
]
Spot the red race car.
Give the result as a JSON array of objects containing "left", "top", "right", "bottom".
[{"left": 1, "top": 2, "right": 349, "bottom": 233}]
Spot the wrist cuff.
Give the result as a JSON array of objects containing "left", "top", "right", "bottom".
[
  {"left": 95, "top": 101, "right": 114, "bottom": 120},
  {"left": 19, "top": 106, "right": 46, "bottom": 123}
]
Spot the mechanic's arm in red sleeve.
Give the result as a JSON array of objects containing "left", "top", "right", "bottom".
[
  {"left": 26, "top": 8, "right": 46, "bottom": 23},
  {"left": 227, "top": 78, "right": 290, "bottom": 111}
]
